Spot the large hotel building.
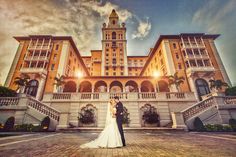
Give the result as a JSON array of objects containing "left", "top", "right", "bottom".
[{"left": 3, "top": 10, "right": 232, "bottom": 128}]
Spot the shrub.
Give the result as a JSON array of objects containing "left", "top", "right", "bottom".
[
  {"left": 40, "top": 116, "right": 50, "bottom": 131},
  {"left": 193, "top": 117, "right": 205, "bottom": 131},
  {"left": 14, "top": 124, "right": 41, "bottom": 132},
  {"left": 225, "top": 86, "right": 236, "bottom": 96},
  {"left": 229, "top": 119, "right": 236, "bottom": 131},
  {"left": 78, "top": 108, "right": 95, "bottom": 124},
  {"left": 223, "top": 125, "right": 233, "bottom": 132},
  {"left": 0, "top": 86, "right": 17, "bottom": 97},
  {"left": 3, "top": 117, "right": 15, "bottom": 131}
]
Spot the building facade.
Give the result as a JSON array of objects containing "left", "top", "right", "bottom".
[{"left": 3, "top": 9, "right": 232, "bottom": 128}]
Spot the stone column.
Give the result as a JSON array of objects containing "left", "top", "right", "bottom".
[{"left": 171, "top": 112, "right": 188, "bottom": 130}]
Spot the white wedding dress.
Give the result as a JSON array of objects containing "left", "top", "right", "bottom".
[{"left": 80, "top": 103, "right": 123, "bottom": 148}]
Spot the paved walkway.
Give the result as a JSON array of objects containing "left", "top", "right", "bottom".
[{"left": 0, "top": 132, "right": 236, "bottom": 157}]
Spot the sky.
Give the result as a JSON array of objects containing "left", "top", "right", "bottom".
[{"left": 0, "top": 0, "right": 235, "bottom": 85}]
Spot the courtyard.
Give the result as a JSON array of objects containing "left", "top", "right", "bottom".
[{"left": 0, "top": 131, "right": 236, "bottom": 157}]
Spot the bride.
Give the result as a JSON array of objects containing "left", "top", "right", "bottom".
[{"left": 80, "top": 99, "right": 123, "bottom": 148}]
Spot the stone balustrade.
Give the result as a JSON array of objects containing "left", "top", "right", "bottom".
[
  {"left": 182, "top": 97, "right": 215, "bottom": 121},
  {"left": 43, "top": 92, "right": 196, "bottom": 102},
  {"left": 182, "top": 96, "right": 236, "bottom": 122},
  {"left": 27, "top": 97, "right": 60, "bottom": 121},
  {"left": 0, "top": 97, "right": 19, "bottom": 106}
]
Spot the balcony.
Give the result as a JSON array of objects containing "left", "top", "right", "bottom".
[
  {"left": 42, "top": 92, "right": 197, "bottom": 102},
  {"left": 181, "top": 42, "right": 205, "bottom": 50},
  {"left": 186, "top": 66, "right": 215, "bottom": 75},
  {"left": 20, "top": 67, "right": 47, "bottom": 74},
  {"left": 28, "top": 44, "right": 53, "bottom": 50},
  {"left": 24, "top": 56, "right": 50, "bottom": 61}
]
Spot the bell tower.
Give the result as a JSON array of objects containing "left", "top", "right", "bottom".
[{"left": 101, "top": 9, "right": 128, "bottom": 76}]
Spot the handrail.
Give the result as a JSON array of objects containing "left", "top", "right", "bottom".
[
  {"left": 0, "top": 97, "right": 19, "bottom": 106},
  {"left": 27, "top": 97, "right": 60, "bottom": 121}
]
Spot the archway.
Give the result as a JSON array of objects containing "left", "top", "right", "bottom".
[
  {"left": 141, "top": 81, "right": 154, "bottom": 92},
  {"left": 63, "top": 81, "right": 77, "bottom": 92},
  {"left": 125, "top": 80, "right": 138, "bottom": 92},
  {"left": 94, "top": 81, "right": 107, "bottom": 92},
  {"left": 79, "top": 81, "right": 92, "bottom": 92},
  {"left": 110, "top": 81, "right": 123, "bottom": 93},
  {"left": 195, "top": 78, "right": 210, "bottom": 100},
  {"left": 158, "top": 80, "right": 170, "bottom": 92},
  {"left": 25, "top": 80, "right": 39, "bottom": 97}
]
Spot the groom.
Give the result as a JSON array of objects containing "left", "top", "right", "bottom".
[{"left": 114, "top": 96, "right": 126, "bottom": 147}]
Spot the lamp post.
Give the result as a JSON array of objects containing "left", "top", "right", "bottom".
[{"left": 153, "top": 71, "right": 160, "bottom": 92}]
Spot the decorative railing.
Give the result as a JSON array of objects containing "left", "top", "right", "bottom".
[
  {"left": 166, "top": 92, "right": 186, "bottom": 99},
  {"left": 0, "top": 97, "right": 19, "bottom": 106},
  {"left": 182, "top": 97, "right": 215, "bottom": 121},
  {"left": 110, "top": 93, "right": 128, "bottom": 99},
  {"left": 224, "top": 96, "right": 236, "bottom": 105},
  {"left": 138, "top": 92, "right": 156, "bottom": 99},
  {"left": 48, "top": 92, "right": 196, "bottom": 101},
  {"left": 52, "top": 93, "right": 71, "bottom": 100},
  {"left": 27, "top": 97, "right": 60, "bottom": 121}
]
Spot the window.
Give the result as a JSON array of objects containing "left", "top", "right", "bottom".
[
  {"left": 121, "top": 72, "right": 124, "bottom": 75},
  {"left": 113, "top": 72, "right": 116, "bottom": 75},
  {"left": 112, "top": 32, "right": 116, "bottom": 40},
  {"left": 51, "top": 64, "right": 55, "bottom": 70},
  {"left": 55, "top": 44, "right": 59, "bottom": 50},
  {"left": 159, "top": 50, "right": 162, "bottom": 56},
  {"left": 112, "top": 20, "right": 116, "bottom": 25},
  {"left": 70, "top": 51, "right": 72, "bottom": 57},
  {"left": 68, "top": 60, "right": 71, "bottom": 66},
  {"left": 178, "top": 63, "right": 182, "bottom": 69},
  {"left": 53, "top": 54, "right": 57, "bottom": 61},
  {"left": 24, "top": 80, "right": 39, "bottom": 97},
  {"left": 176, "top": 53, "right": 179, "bottom": 59},
  {"left": 173, "top": 43, "right": 177, "bottom": 49},
  {"left": 106, "top": 72, "right": 109, "bottom": 75}
]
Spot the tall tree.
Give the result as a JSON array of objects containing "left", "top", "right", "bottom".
[
  {"left": 209, "top": 79, "right": 228, "bottom": 91},
  {"left": 53, "top": 74, "right": 65, "bottom": 93},
  {"left": 167, "top": 72, "right": 185, "bottom": 92},
  {"left": 14, "top": 74, "right": 30, "bottom": 93}
]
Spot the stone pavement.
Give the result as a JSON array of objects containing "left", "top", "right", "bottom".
[{"left": 0, "top": 131, "right": 236, "bottom": 157}]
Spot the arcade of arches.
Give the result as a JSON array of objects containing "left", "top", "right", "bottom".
[{"left": 62, "top": 79, "right": 170, "bottom": 93}]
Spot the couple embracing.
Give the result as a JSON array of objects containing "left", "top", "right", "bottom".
[{"left": 80, "top": 96, "right": 126, "bottom": 148}]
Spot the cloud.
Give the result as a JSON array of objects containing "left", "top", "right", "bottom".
[
  {"left": 132, "top": 17, "right": 151, "bottom": 39},
  {"left": 0, "top": 0, "right": 134, "bottom": 84}
]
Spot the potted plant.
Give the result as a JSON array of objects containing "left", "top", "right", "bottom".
[
  {"left": 142, "top": 106, "right": 160, "bottom": 127},
  {"left": 78, "top": 106, "right": 96, "bottom": 127},
  {"left": 209, "top": 79, "right": 228, "bottom": 96},
  {"left": 167, "top": 72, "right": 185, "bottom": 92}
]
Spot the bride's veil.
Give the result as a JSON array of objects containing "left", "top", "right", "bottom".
[{"left": 105, "top": 101, "right": 112, "bottom": 127}]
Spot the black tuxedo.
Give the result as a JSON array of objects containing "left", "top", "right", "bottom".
[{"left": 116, "top": 101, "right": 126, "bottom": 146}]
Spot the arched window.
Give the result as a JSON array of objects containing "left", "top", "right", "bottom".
[
  {"left": 195, "top": 78, "right": 210, "bottom": 100},
  {"left": 158, "top": 80, "right": 169, "bottom": 92},
  {"left": 112, "top": 32, "right": 116, "bottom": 40},
  {"left": 63, "top": 81, "right": 77, "bottom": 92},
  {"left": 25, "top": 80, "right": 39, "bottom": 97}
]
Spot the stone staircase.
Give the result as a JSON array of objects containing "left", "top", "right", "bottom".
[
  {"left": 0, "top": 96, "right": 60, "bottom": 130},
  {"left": 181, "top": 96, "right": 236, "bottom": 129}
]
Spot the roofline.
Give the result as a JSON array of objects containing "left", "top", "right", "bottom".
[
  {"left": 140, "top": 33, "right": 220, "bottom": 75},
  {"left": 127, "top": 56, "right": 148, "bottom": 58},
  {"left": 14, "top": 35, "right": 90, "bottom": 76}
]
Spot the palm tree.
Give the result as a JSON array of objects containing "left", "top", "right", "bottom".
[
  {"left": 209, "top": 79, "right": 228, "bottom": 91},
  {"left": 167, "top": 72, "right": 185, "bottom": 92},
  {"left": 14, "top": 74, "right": 30, "bottom": 93},
  {"left": 53, "top": 74, "right": 65, "bottom": 93}
]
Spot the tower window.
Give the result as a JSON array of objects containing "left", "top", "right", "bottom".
[
  {"left": 112, "top": 32, "right": 116, "bottom": 40},
  {"left": 112, "top": 20, "right": 116, "bottom": 25}
]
